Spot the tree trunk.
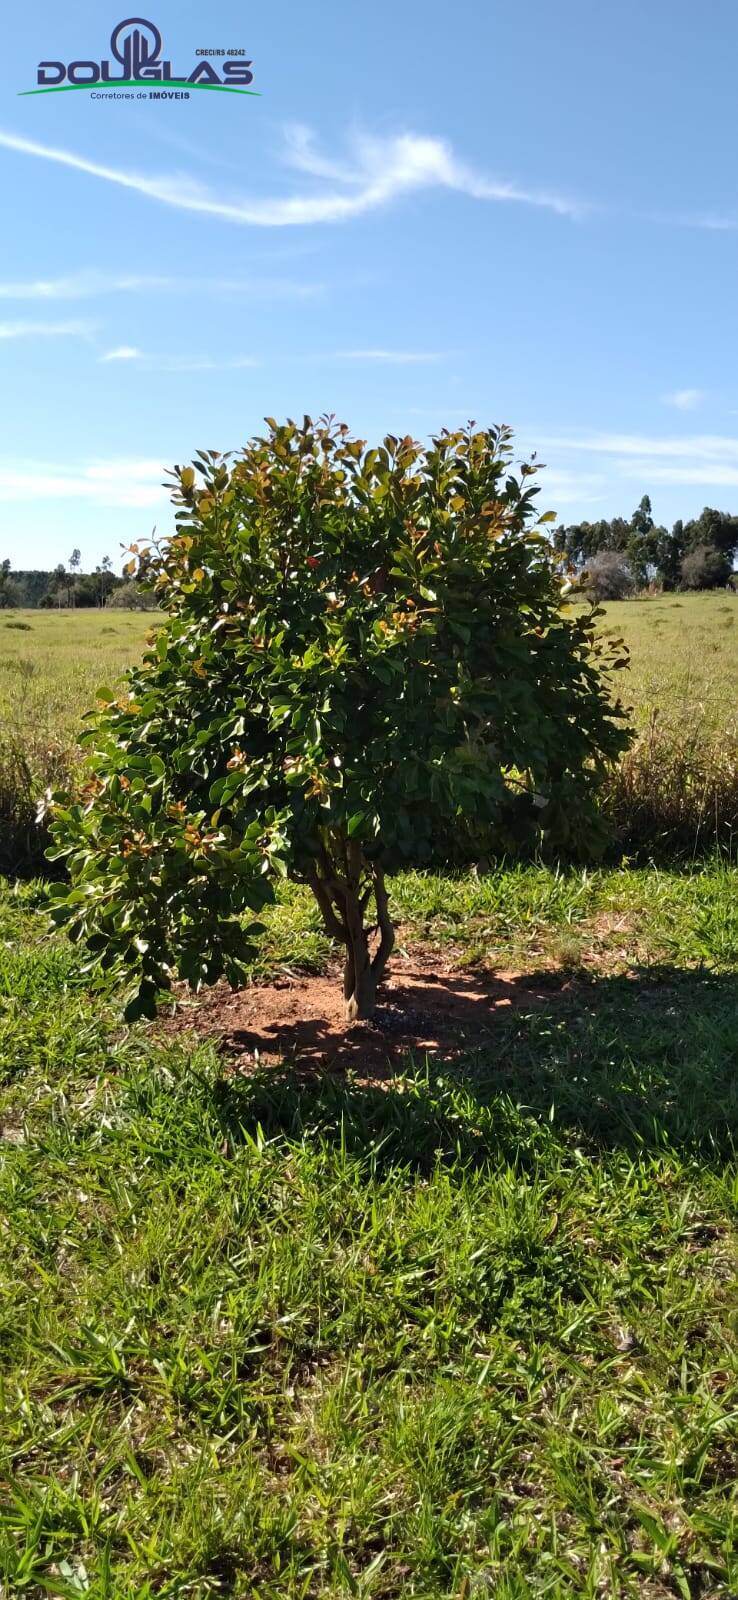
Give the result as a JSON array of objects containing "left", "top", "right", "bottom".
[
  {"left": 343, "top": 949, "right": 376, "bottom": 1022},
  {"left": 342, "top": 889, "right": 377, "bottom": 1021},
  {"left": 306, "top": 845, "right": 394, "bottom": 1023}
]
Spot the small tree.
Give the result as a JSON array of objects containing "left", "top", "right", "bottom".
[
  {"left": 0, "top": 559, "right": 14, "bottom": 610},
  {"left": 655, "top": 519, "right": 685, "bottom": 590},
  {"left": 51, "top": 564, "right": 67, "bottom": 609},
  {"left": 68, "top": 549, "right": 81, "bottom": 607},
  {"left": 583, "top": 551, "right": 635, "bottom": 601},
  {"left": 49, "top": 419, "right": 631, "bottom": 1022},
  {"left": 106, "top": 578, "right": 158, "bottom": 610},
  {"left": 680, "top": 543, "right": 732, "bottom": 590},
  {"left": 95, "top": 555, "right": 114, "bottom": 607}
]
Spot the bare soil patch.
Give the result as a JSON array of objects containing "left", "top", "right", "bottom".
[{"left": 161, "top": 947, "right": 565, "bottom": 1077}]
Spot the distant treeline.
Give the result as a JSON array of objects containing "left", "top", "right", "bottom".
[
  {"left": 0, "top": 557, "right": 156, "bottom": 610},
  {"left": 554, "top": 498, "right": 738, "bottom": 592},
  {"left": 3, "top": 501, "right": 736, "bottom": 612}
]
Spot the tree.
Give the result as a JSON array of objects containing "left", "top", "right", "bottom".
[
  {"left": 95, "top": 555, "right": 114, "bottom": 607},
  {"left": 627, "top": 496, "right": 661, "bottom": 588},
  {"left": 683, "top": 508, "right": 738, "bottom": 564},
  {"left": 583, "top": 551, "right": 635, "bottom": 601},
  {"left": 0, "top": 559, "right": 14, "bottom": 610},
  {"left": 554, "top": 501, "right": 738, "bottom": 591},
  {"left": 630, "top": 495, "right": 653, "bottom": 539},
  {"left": 51, "top": 564, "right": 67, "bottom": 608},
  {"left": 679, "top": 543, "right": 732, "bottom": 590},
  {"left": 554, "top": 511, "right": 644, "bottom": 568},
  {"left": 49, "top": 418, "right": 631, "bottom": 1023},
  {"left": 106, "top": 579, "right": 158, "bottom": 611},
  {"left": 654, "top": 519, "right": 685, "bottom": 590},
  {"left": 68, "top": 548, "right": 81, "bottom": 607}
]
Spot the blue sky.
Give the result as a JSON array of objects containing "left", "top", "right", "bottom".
[{"left": 3, "top": 0, "right": 738, "bottom": 571}]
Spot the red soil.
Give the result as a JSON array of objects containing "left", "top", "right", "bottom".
[{"left": 161, "top": 948, "right": 560, "bottom": 1077}]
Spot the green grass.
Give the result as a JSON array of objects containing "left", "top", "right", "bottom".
[
  {"left": 593, "top": 595, "right": 738, "bottom": 856},
  {"left": 0, "top": 609, "right": 151, "bottom": 752},
  {"left": 1, "top": 595, "right": 734, "bottom": 752},
  {"left": 0, "top": 610, "right": 152, "bottom": 876},
  {"left": 595, "top": 594, "right": 738, "bottom": 740},
  {"left": 1, "top": 599, "right": 735, "bottom": 1592},
  {"left": 1, "top": 863, "right": 736, "bottom": 1597}
]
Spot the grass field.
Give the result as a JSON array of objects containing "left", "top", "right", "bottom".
[
  {"left": 0, "top": 609, "right": 151, "bottom": 752},
  {"left": 1, "top": 593, "right": 736, "bottom": 751},
  {"left": 2, "top": 591, "right": 736, "bottom": 868},
  {"left": 0, "top": 595, "right": 736, "bottom": 1596},
  {"left": 605, "top": 593, "right": 737, "bottom": 737},
  {"left": 1, "top": 863, "right": 737, "bottom": 1597}
]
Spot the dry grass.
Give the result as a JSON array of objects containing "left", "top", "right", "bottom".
[{"left": 594, "top": 594, "right": 738, "bottom": 857}]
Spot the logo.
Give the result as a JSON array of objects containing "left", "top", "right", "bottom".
[{"left": 21, "top": 16, "right": 259, "bottom": 98}]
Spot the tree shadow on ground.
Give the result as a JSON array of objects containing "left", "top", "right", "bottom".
[{"left": 201, "top": 965, "right": 738, "bottom": 1170}]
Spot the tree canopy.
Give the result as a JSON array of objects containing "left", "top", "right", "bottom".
[
  {"left": 554, "top": 498, "right": 738, "bottom": 590},
  {"left": 49, "top": 418, "right": 631, "bottom": 1022}
]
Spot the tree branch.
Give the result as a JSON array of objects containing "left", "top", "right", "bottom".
[
  {"left": 370, "top": 867, "right": 395, "bottom": 981},
  {"left": 304, "top": 864, "right": 347, "bottom": 944}
]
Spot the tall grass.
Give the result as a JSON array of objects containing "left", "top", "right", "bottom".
[
  {"left": 604, "top": 709, "right": 738, "bottom": 859},
  {"left": 596, "top": 593, "right": 738, "bottom": 859},
  {"left": 0, "top": 734, "right": 70, "bottom": 877}
]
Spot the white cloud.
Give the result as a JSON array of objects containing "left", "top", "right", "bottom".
[
  {"left": 0, "top": 268, "right": 323, "bottom": 301},
  {"left": 537, "top": 468, "right": 606, "bottom": 505},
  {"left": 0, "top": 272, "right": 164, "bottom": 301},
  {"left": 159, "top": 357, "right": 258, "bottom": 371},
  {"left": 282, "top": 124, "right": 360, "bottom": 186},
  {"left": 336, "top": 349, "right": 443, "bottom": 364},
  {"left": 662, "top": 388, "right": 705, "bottom": 411},
  {"left": 101, "top": 345, "right": 141, "bottom": 361},
  {"left": 0, "top": 126, "right": 584, "bottom": 227},
  {"left": 0, "top": 318, "right": 93, "bottom": 340},
  {"left": 538, "top": 431, "right": 738, "bottom": 461},
  {"left": 83, "top": 459, "right": 162, "bottom": 482},
  {"left": 0, "top": 458, "right": 167, "bottom": 509},
  {"left": 98, "top": 349, "right": 258, "bottom": 371},
  {"left": 536, "top": 429, "right": 738, "bottom": 491},
  {"left": 674, "top": 212, "right": 738, "bottom": 232},
  {"left": 618, "top": 461, "right": 738, "bottom": 487}
]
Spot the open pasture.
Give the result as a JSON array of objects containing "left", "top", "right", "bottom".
[
  {"left": 1, "top": 592, "right": 736, "bottom": 752},
  {"left": 0, "top": 592, "right": 736, "bottom": 1596}
]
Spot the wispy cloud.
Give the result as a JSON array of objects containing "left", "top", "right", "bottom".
[
  {"left": 537, "top": 429, "right": 738, "bottom": 490},
  {"left": 0, "top": 272, "right": 166, "bottom": 301},
  {"left": 0, "top": 268, "right": 323, "bottom": 301},
  {"left": 101, "top": 345, "right": 141, "bottom": 362},
  {"left": 0, "top": 126, "right": 585, "bottom": 227},
  {"left": 155, "top": 357, "right": 258, "bottom": 372},
  {"left": 98, "top": 348, "right": 258, "bottom": 372},
  {"left": 0, "top": 458, "right": 166, "bottom": 509},
  {"left": 0, "top": 318, "right": 93, "bottom": 340},
  {"left": 619, "top": 462, "right": 738, "bottom": 486},
  {"left": 539, "top": 431, "right": 738, "bottom": 461},
  {"left": 336, "top": 349, "right": 444, "bottom": 364},
  {"left": 538, "top": 468, "right": 606, "bottom": 505},
  {"left": 672, "top": 211, "right": 738, "bottom": 232},
  {"left": 662, "top": 388, "right": 705, "bottom": 411}
]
